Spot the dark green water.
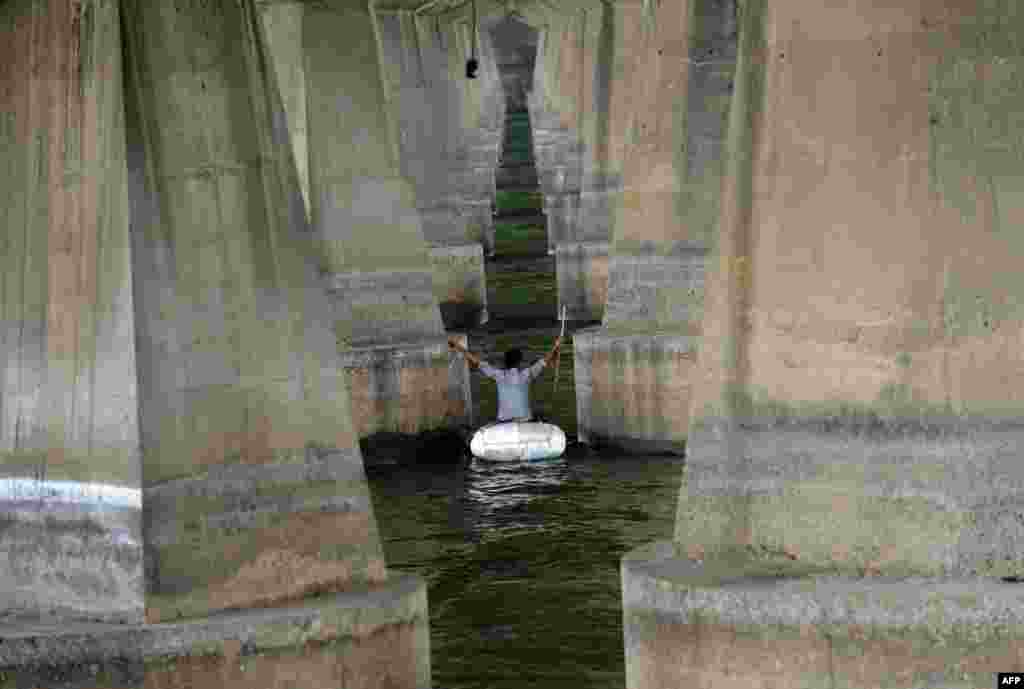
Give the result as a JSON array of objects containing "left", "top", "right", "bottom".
[{"left": 365, "top": 452, "right": 684, "bottom": 689}]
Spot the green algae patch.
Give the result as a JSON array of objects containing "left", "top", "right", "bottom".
[
  {"left": 941, "top": 263, "right": 1024, "bottom": 341},
  {"left": 490, "top": 266, "right": 557, "bottom": 310},
  {"left": 927, "top": 7, "right": 1024, "bottom": 228},
  {"left": 691, "top": 384, "right": 961, "bottom": 433},
  {"left": 627, "top": 542, "right": 840, "bottom": 590},
  {"left": 493, "top": 221, "right": 549, "bottom": 257},
  {"left": 495, "top": 190, "right": 543, "bottom": 214},
  {"left": 603, "top": 319, "right": 699, "bottom": 337},
  {"left": 677, "top": 484, "right": 967, "bottom": 578},
  {"left": 0, "top": 446, "right": 139, "bottom": 487}
]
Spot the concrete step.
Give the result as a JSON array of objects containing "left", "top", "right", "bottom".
[
  {"left": 494, "top": 213, "right": 545, "bottom": 225},
  {"left": 494, "top": 185, "right": 544, "bottom": 194},
  {"left": 487, "top": 254, "right": 553, "bottom": 272}
]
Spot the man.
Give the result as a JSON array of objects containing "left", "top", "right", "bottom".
[{"left": 449, "top": 336, "right": 563, "bottom": 422}]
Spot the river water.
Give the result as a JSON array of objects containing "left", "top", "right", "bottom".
[{"left": 365, "top": 449, "right": 685, "bottom": 689}]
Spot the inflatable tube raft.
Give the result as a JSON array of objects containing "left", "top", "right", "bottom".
[{"left": 469, "top": 421, "right": 567, "bottom": 461}]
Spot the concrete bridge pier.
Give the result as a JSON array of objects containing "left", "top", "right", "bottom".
[
  {"left": 528, "top": 39, "right": 595, "bottom": 320},
  {"left": 377, "top": 9, "right": 489, "bottom": 330},
  {"left": 0, "top": 0, "right": 429, "bottom": 686},
  {"left": 305, "top": 0, "right": 472, "bottom": 447},
  {"left": 557, "top": 4, "right": 617, "bottom": 324},
  {"left": 531, "top": 16, "right": 599, "bottom": 321},
  {"left": 530, "top": 110, "right": 583, "bottom": 257},
  {"left": 442, "top": 24, "right": 503, "bottom": 259},
  {"left": 469, "top": 27, "right": 506, "bottom": 255},
  {"left": 624, "top": 1, "right": 1024, "bottom": 686},
  {"left": 574, "top": 0, "right": 735, "bottom": 454}
]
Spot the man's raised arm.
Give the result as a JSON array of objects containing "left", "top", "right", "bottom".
[
  {"left": 543, "top": 337, "right": 563, "bottom": 367},
  {"left": 448, "top": 337, "right": 483, "bottom": 369}
]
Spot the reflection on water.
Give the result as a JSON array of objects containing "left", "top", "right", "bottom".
[{"left": 365, "top": 447, "right": 685, "bottom": 689}]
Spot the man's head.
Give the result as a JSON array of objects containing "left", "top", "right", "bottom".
[{"left": 504, "top": 348, "right": 523, "bottom": 369}]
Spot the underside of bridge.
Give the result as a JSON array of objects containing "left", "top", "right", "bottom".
[{"left": 2, "top": 0, "right": 1024, "bottom": 686}]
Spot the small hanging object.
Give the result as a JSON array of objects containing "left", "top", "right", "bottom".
[{"left": 465, "top": 0, "right": 478, "bottom": 79}]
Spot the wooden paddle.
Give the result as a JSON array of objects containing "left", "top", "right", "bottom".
[{"left": 553, "top": 305, "right": 567, "bottom": 396}]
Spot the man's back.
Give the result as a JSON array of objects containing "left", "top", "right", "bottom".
[
  {"left": 448, "top": 337, "right": 562, "bottom": 422},
  {"left": 479, "top": 359, "right": 546, "bottom": 421}
]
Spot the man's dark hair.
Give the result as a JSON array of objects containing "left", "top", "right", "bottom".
[{"left": 504, "top": 348, "right": 523, "bottom": 369}]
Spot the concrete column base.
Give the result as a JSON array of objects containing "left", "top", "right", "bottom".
[
  {"left": 572, "top": 328, "right": 695, "bottom": 455},
  {"left": 428, "top": 243, "right": 488, "bottom": 329},
  {"left": 556, "top": 240, "right": 609, "bottom": 322},
  {"left": 0, "top": 573, "right": 430, "bottom": 688},
  {"left": 623, "top": 541, "right": 1024, "bottom": 689},
  {"left": 339, "top": 335, "right": 473, "bottom": 440},
  {"left": 542, "top": 189, "right": 580, "bottom": 254}
]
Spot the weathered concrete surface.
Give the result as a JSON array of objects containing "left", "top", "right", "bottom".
[
  {"left": 0, "top": 0, "right": 143, "bottom": 624},
  {"left": 574, "top": 4, "right": 615, "bottom": 245},
  {"left": 429, "top": 244, "right": 488, "bottom": 329},
  {"left": 121, "top": 0, "right": 391, "bottom": 622},
  {"left": 573, "top": 330, "right": 694, "bottom": 454},
  {"left": 439, "top": 11, "right": 505, "bottom": 257},
  {"left": 681, "top": 423, "right": 1024, "bottom": 578},
  {"left": 623, "top": 541, "right": 1024, "bottom": 689},
  {"left": 683, "top": 0, "right": 1024, "bottom": 575},
  {"left": 555, "top": 241, "right": 609, "bottom": 322},
  {"left": 376, "top": 10, "right": 489, "bottom": 329},
  {"left": 339, "top": 334, "right": 474, "bottom": 439},
  {"left": 530, "top": 18, "right": 587, "bottom": 278},
  {"left": 561, "top": 3, "right": 619, "bottom": 322},
  {"left": 2, "top": 0, "right": 434, "bottom": 683},
  {"left": 530, "top": 99, "right": 583, "bottom": 255},
  {"left": 626, "top": 1, "right": 1024, "bottom": 686},
  {"left": 0, "top": 573, "right": 430, "bottom": 689},
  {"left": 303, "top": 0, "right": 471, "bottom": 442},
  {"left": 574, "top": 0, "right": 737, "bottom": 452},
  {"left": 255, "top": 1, "right": 310, "bottom": 222},
  {"left": 305, "top": 1, "right": 443, "bottom": 343}
]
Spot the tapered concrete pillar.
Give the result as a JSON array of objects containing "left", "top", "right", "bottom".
[
  {"left": 476, "top": 27, "right": 506, "bottom": 252},
  {"left": 624, "top": 2, "right": 1024, "bottom": 687},
  {"left": 376, "top": 10, "right": 488, "bottom": 330},
  {"left": 255, "top": 0, "right": 310, "bottom": 222},
  {"left": 574, "top": 0, "right": 737, "bottom": 453},
  {"left": 554, "top": 5, "right": 615, "bottom": 323},
  {"left": 0, "top": 0, "right": 430, "bottom": 686},
  {"left": 530, "top": 22, "right": 585, "bottom": 260},
  {"left": 0, "top": 0, "right": 142, "bottom": 626},
  {"left": 304, "top": 0, "right": 471, "bottom": 441},
  {"left": 443, "top": 17, "right": 503, "bottom": 258}
]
